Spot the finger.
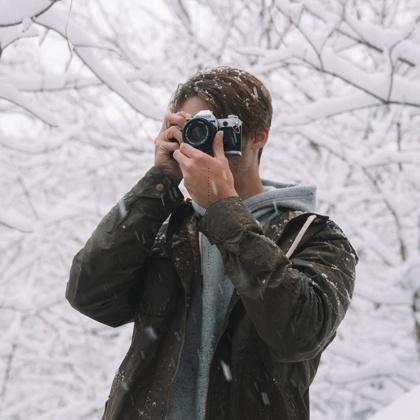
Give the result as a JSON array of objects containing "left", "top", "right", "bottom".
[
  {"left": 179, "top": 142, "right": 207, "bottom": 159},
  {"left": 182, "top": 111, "right": 193, "bottom": 119},
  {"left": 173, "top": 149, "right": 190, "bottom": 166},
  {"left": 160, "top": 126, "right": 183, "bottom": 144},
  {"left": 161, "top": 112, "right": 187, "bottom": 130},
  {"left": 213, "top": 130, "right": 225, "bottom": 159},
  {"left": 158, "top": 140, "right": 180, "bottom": 154}
]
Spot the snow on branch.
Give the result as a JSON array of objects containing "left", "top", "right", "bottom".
[
  {"left": 0, "top": 24, "right": 39, "bottom": 51},
  {"left": 291, "top": 124, "right": 420, "bottom": 170},
  {"left": 0, "top": 81, "right": 58, "bottom": 126},
  {"left": 0, "top": 0, "right": 59, "bottom": 27},
  {"left": 277, "top": 92, "right": 381, "bottom": 125},
  {"left": 302, "top": 0, "right": 420, "bottom": 67},
  {"left": 34, "top": 8, "right": 163, "bottom": 120},
  {"left": 6, "top": 71, "right": 159, "bottom": 95},
  {"left": 0, "top": 210, "right": 33, "bottom": 233},
  {"left": 241, "top": 40, "right": 420, "bottom": 118},
  {"left": 238, "top": 0, "right": 420, "bottom": 124}
]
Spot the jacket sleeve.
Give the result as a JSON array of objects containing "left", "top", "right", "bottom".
[
  {"left": 65, "top": 166, "right": 184, "bottom": 328},
  {"left": 197, "top": 196, "right": 358, "bottom": 362}
]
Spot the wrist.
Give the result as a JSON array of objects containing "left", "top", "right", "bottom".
[
  {"left": 197, "top": 196, "right": 252, "bottom": 245},
  {"left": 208, "top": 190, "right": 239, "bottom": 207},
  {"left": 154, "top": 165, "right": 182, "bottom": 186}
]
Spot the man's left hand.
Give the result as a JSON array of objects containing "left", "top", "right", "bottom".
[{"left": 173, "top": 130, "right": 239, "bottom": 208}]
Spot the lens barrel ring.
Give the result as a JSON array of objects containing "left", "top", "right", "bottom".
[{"left": 183, "top": 117, "right": 217, "bottom": 148}]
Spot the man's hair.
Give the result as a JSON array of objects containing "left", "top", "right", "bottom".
[{"left": 168, "top": 66, "right": 272, "bottom": 165}]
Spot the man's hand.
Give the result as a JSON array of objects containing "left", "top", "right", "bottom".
[
  {"left": 173, "top": 131, "right": 239, "bottom": 208},
  {"left": 154, "top": 111, "right": 190, "bottom": 185}
]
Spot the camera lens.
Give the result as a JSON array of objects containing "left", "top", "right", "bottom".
[
  {"left": 184, "top": 119, "right": 209, "bottom": 146},
  {"left": 189, "top": 123, "right": 208, "bottom": 144}
]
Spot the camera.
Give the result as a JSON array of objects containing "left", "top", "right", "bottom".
[{"left": 182, "top": 110, "right": 242, "bottom": 156}]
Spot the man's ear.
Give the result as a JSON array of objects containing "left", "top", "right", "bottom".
[{"left": 248, "top": 127, "right": 269, "bottom": 151}]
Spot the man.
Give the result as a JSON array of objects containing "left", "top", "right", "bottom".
[{"left": 66, "top": 66, "right": 358, "bottom": 420}]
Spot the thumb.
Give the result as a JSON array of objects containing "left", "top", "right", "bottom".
[{"left": 213, "top": 130, "right": 224, "bottom": 158}]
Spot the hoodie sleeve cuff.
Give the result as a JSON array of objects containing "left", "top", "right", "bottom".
[{"left": 197, "top": 196, "right": 260, "bottom": 245}]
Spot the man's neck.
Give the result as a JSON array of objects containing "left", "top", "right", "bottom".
[{"left": 234, "top": 172, "right": 265, "bottom": 201}]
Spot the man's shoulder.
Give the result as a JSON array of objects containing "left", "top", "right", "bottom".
[
  {"left": 265, "top": 209, "right": 358, "bottom": 263},
  {"left": 263, "top": 209, "right": 328, "bottom": 235},
  {"left": 300, "top": 212, "right": 359, "bottom": 265},
  {"left": 274, "top": 209, "right": 348, "bottom": 239}
]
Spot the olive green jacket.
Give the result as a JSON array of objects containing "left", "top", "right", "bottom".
[{"left": 66, "top": 166, "right": 358, "bottom": 420}]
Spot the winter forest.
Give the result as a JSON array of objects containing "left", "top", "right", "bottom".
[{"left": 1, "top": 0, "right": 420, "bottom": 419}]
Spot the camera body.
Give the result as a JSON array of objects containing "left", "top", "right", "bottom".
[{"left": 182, "top": 110, "right": 242, "bottom": 155}]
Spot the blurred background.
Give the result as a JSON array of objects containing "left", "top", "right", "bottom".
[{"left": 1, "top": 1, "right": 420, "bottom": 419}]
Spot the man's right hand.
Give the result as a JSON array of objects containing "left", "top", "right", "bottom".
[{"left": 154, "top": 111, "right": 190, "bottom": 185}]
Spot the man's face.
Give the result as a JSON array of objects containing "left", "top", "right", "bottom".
[{"left": 178, "top": 96, "right": 258, "bottom": 183}]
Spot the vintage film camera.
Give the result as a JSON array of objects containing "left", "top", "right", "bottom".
[{"left": 182, "top": 110, "right": 242, "bottom": 156}]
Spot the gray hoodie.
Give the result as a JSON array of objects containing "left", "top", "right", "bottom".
[{"left": 167, "top": 177, "right": 317, "bottom": 420}]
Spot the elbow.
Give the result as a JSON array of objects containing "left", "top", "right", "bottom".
[
  {"left": 269, "top": 311, "right": 336, "bottom": 363},
  {"left": 65, "top": 280, "right": 128, "bottom": 328},
  {"left": 65, "top": 256, "right": 93, "bottom": 311},
  {"left": 65, "top": 259, "right": 106, "bottom": 322},
  {"left": 66, "top": 250, "right": 86, "bottom": 309},
  {"left": 65, "top": 275, "right": 96, "bottom": 315},
  {"left": 65, "top": 248, "right": 110, "bottom": 314},
  {"left": 65, "top": 277, "right": 88, "bottom": 312},
  {"left": 65, "top": 267, "right": 135, "bottom": 329},
  {"left": 269, "top": 330, "right": 336, "bottom": 363},
  {"left": 271, "top": 337, "right": 328, "bottom": 363},
  {"left": 65, "top": 265, "right": 82, "bottom": 310}
]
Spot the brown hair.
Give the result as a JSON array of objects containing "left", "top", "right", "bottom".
[{"left": 168, "top": 66, "right": 272, "bottom": 165}]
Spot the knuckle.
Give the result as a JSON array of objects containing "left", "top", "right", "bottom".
[
  {"left": 164, "top": 127, "right": 173, "bottom": 138},
  {"left": 169, "top": 126, "right": 180, "bottom": 136},
  {"left": 196, "top": 155, "right": 206, "bottom": 164},
  {"left": 161, "top": 113, "right": 170, "bottom": 128}
]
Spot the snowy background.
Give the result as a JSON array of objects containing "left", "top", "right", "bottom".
[{"left": 1, "top": 1, "right": 420, "bottom": 419}]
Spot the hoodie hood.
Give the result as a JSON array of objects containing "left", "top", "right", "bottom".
[{"left": 192, "top": 177, "right": 317, "bottom": 222}]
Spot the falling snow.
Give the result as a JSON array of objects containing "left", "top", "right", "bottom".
[
  {"left": 1, "top": 1, "right": 420, "bottom": 420},
  {"left": 220, "top": 360, "right": 232, "bottom": 382}
]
